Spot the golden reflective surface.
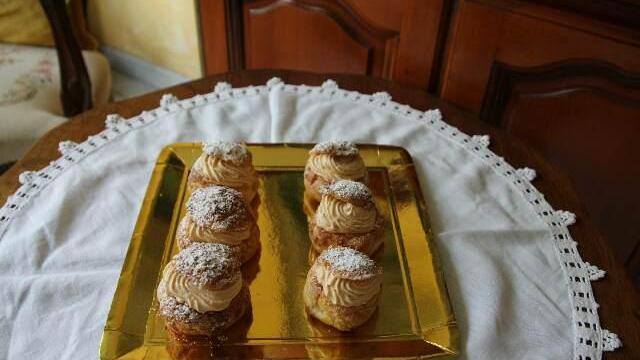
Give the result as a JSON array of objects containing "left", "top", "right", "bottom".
[{"left": 100, "top": 143, "right": 458, "bottom": 359}]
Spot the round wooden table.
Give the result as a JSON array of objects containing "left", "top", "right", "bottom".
[{"left": 1, "top": 70, "right": 637, "bottom": 358}]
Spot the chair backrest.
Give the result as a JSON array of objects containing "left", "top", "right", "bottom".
[
  {"left": 480, "top": 59, "right": 640, "bottom": 283},
  {"left": 40, "top": 0, "right": 92, "bottom": 116}
]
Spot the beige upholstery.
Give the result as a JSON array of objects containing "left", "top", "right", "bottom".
[{"left": 0, "top": 43, "right": 111, "bottom": 163}]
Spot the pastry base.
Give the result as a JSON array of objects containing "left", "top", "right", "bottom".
[
  {"left": 162, "top": 285, "right": 250, "bottom": 338},
  {"left": 166, "top": 307, "right": 255, "bottom": 359},
  {"left": 303, "top": 270, "right": 379, "bottom": 331},
  {"left": 304, "top": 308, "right": 378, "bottom": 359},
  {"left": 241, "top": 242, "right": 261, "bottom": 285},
  {"left": 303, "top": 173, "right": 325, "bottom": 203},
  {"left": 177, "top": 223, "right": 261, "bottom": 264},
  {"left": 248, "top": 194, "right": 260, "bottom": 220},
  {"left": 308, "top": 217, "right": 384, "bottom": 256},
  {"left": 187, "top": 170, "right": 258, "bottom": 204},
  {"left": 303, "top": 190, "right": 319, "bottom": 221}
]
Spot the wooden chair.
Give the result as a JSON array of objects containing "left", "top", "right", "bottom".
[
  {"left": 480, "top": 59, "right": 640, "bottom": 284},
  {"left": 0, "top": 0, "right": 111, "bottom": 170},
  {"left": 40, "top": 0, "right": 93, "bottom": 116}
]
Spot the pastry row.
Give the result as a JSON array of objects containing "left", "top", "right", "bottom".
[
  {"left": 303, "top": 141, "right": 385, "bottom": 330},
  {"left": 158, "top": 142, "right": 261, "bottom": 339}
]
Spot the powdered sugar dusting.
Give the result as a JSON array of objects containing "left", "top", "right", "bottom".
[
  {"left": 310, "top": 141, "right": 359, "bottom": 156},
  {"left": 202, "top": 141, "right": 249, "bottom": 164},
  {"left": 187, "top": 186, "right": 248, "bottom": 230},
  {"left": 319, "top": 246, "right": 377, "bottom": 278},
  {"left": 321, "top": 180, "right": 373, "bottom": 203},
  {"left": 173, "top": 243, "right": 240, "bottom": 286},
  {"left": 159, "top": 295, "right": 202, "bottom": 322}
]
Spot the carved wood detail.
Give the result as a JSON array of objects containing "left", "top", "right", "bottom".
[
  {"left": 439, "top": 0, "right": 640, "bottom": 113},
  {"left": 225, "top": 0, "right": 400, "bottom": 78},
  {"left": 202, "top": 0, "right": 447, "bottom": 89}
]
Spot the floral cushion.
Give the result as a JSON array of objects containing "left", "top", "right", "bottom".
[{"left": 0, "top": 43, "right": 111, "bottom": 163}]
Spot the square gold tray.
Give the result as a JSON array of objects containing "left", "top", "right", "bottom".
[{"left": 100, "top": 143, "right": 458, "bottom": 359}]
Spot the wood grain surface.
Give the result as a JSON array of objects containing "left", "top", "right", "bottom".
[
  {"left": 440, "top": 0, "right": 640, "bottom": 113},
  {"left": 200, "top": 0, "right": 448, "bottom": 89},
  {"left": 0, "top": 70, "right": 637, "bottom": 358}
]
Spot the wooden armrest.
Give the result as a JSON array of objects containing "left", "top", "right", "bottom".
[{"left": 40, "top": 0, "right": 92, "bottom": 117}]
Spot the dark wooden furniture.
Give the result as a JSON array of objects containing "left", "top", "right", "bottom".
[
  {"left": 199, "top": 0, "right": 640, "bottom": 104},
  {"left": 0, "top": 0, "right": 93, "bottom": 175},
  {"left": 0, "top": 70, "right": 638, "bottom": 358},
  {"left": 40, "top": 0, "right": 92, "bottom": 117},
  {"left": 199, "top": 0, "right": 451, "bottom": 89},
  {"left": 439, "top": 0, "right": 640, "bottom": 113},
  {"left": 199, "top": 0, "right": 640, "bottom": 99},
  {"left": 531, "top": 0, "right": 640, "bottom": 31},
  {"left": 201, "top": 0, "right": 640, "bottom": 286},
  {"left": 480, "top": 59, "right": 640, "bottom": 285}
]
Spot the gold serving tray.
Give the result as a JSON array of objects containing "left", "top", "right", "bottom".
[{"left": 100, "top": 143, "right": 458, "bottom": 359}]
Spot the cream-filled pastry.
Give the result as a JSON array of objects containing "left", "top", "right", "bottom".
[
  {"left": 157, "top": 243, "right": 250, "bottom": 337},
  {"left": 304, "top": 141, "right": 367, "bottom": 203},
  {"left": 188, "top": 141, "right": 259, "bottom": 203},
  {"left": 177, "top": 186, "right": 259, "bottom": 263},
  {"left": 309, "top": 180, "right": 384, "bottom": 255},
  {"left": 303, "top": 246, "right": 382, "bottom": 331}
]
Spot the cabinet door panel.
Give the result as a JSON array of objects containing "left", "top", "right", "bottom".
[
  {"left": 440, "top": 0, "right": 640, "bottom": 112},
  {"left": 245, "top": 1, "right": 386, "bottom": 76},
  {"left": 200, "top": 0, "right": 447, "bottom": 89}
]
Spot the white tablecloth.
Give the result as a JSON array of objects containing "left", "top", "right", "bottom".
[{"left": 0, "top": 79, "right": 619, "bottom": 359}]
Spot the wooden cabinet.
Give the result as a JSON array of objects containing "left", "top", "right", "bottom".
[
  {"left": 439, "top": 0, "right": 640, "bottom": 112},
  {"left": 244, "top": 0, "right": 396, "bottom": 78},
  {"left": 199, "top": 0, "right": 449, "bottom": 89},
  {"left": 441, "top": 1, "right": 640, "bottom": 283},
  {"left": 198, "top": 0, "right": 640, "bottom": 282}
]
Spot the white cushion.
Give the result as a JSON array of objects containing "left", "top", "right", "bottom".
[{"left": 0, "top": 43, "right": 111, "bottom": 163}]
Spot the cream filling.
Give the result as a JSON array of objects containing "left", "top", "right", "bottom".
[
  {"left": 186, "top": 219, "right": 250, "bottom": 246},
  {"left": 194, "top": 155, "right": 257, "bottom": 200},
  {"left": 315, "top": 196, "right": 377, "bottom": 233},
  {"left": 308, "top": 154, "right": 365, "bottom": 182},
  {"left": 314, "top": 263, "right": 380, "bottom": 307},
  {"left": 159, "top": 263, "right": 242, "bottom": 313}
]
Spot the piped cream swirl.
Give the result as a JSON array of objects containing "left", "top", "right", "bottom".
[
  {"left": 186, "top": 218, "right": 250, "bottom": 246},
  {"left": 194, "top": 155, "right": 257, "bottom": 200},
  {"left": 307, "top": 154, "right": 365, "bottom": 182},
  {"left": 158, "top": 262, "right": 242, "bottom": 313},
  {"left": 314, "top": 263, "right": 381, "bottom": 307},
  {"left": 316, "top": 196, "right": 376, "bottom": 233}
]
